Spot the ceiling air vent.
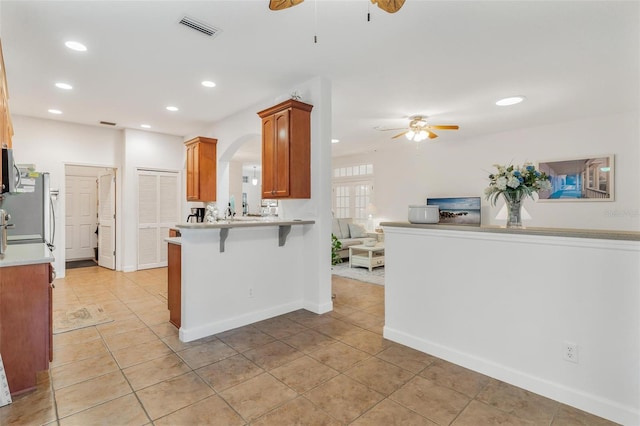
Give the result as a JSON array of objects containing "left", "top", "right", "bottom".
[
  {"left": 179, "top": 16, "right": 221, "bottom": 38},
  {"left": 99, "top": 121, "right": 116, "bottom": 126}
]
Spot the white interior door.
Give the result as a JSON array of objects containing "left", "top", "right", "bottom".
[
  {"left": 98, "top": 170, "right": 116, "bottom": 270},
  {"left": 65, "top": 175, "right": 98, "bottom": 261},
  {"left": 137, "top": 170, "right": 179, "bottom": 270}
]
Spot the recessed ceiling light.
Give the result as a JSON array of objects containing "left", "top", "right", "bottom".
[
  {"left": 201, "top": 80, "right": 216, "bottom": 88},
  {"left": 496, "top": 96, "right": 526, "bottom": 106},
  {"left": 64, "top": 41, "right": 87, "bottom": 52},
  {"left": 55, "top": 82, "right": 73, "bottom": 90},
  {"left": 48, "top": 109, "right": 62, "bottom": 115},
  {"left": 166, "top": 106, "right": 179, "bottom": 112},
  {"left": 140, "top": 124, "right": 151, "bottom": 129},
  {"left": 331, "top": 139, "right": 340, "bottom": 144}
]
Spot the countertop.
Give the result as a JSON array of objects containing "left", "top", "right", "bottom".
[
  {"left": 176, "top": 219, "right": 315, "bottom": 229},
  {"left": 165, "top": 237, "right": 181, "bottom": 245},
  {"left": 380, "top": 222, "right": 640, "bottom": 241},
  {"left": 0, "top": 243, "right": 55, "bottom": 268}
]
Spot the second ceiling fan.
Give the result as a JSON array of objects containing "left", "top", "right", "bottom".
[{"left": 382, "top": 116, "right": 459, "bottom": 141}]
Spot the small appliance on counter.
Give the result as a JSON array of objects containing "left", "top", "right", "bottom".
[
  {"left": 186, "top": 207, "right": 205, "bottom": 223},
  {"left": 408, "top": 205, "right": 440, "bottom": 224}
]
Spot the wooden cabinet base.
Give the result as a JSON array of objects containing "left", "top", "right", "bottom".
[
  {"left": 0, "top": 263, "right": 52, "bottom": 395},
  {"left": 167, "top": 243, "right": 181, "bottom": 328}
]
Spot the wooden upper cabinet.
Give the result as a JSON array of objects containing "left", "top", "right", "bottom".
[
  {"left": 257, "top": 99, "right": 313, "bottom": 199},
  {"left": 184, "top": 136, "right": 217, "bottom": 202}
]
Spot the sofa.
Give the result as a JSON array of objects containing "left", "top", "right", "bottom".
[{"left": 332, "top": 217, "right": 378, "bottom": 258}]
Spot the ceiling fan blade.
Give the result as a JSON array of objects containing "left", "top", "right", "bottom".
[
  {"left": 269, "top": 0, "right": 304, "bottom": 11},
  {"left": 426, "top": 125, "right": 459, "bottom": 130},
  {"left": 371, "top": 0, "right": 406, "bottom": 13},
  {"left": 379, "top": 127, "right": 407, "bottom": 132},
  {"left": 391, "top": 131, "right": 408, "bottom": 139},
  {"left": 427, "top": 130, "right": 439, "bottom": 139}
]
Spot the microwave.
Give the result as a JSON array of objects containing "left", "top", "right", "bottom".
[{"left": 1, "top": 148, "right": 18, "bottom": 193}]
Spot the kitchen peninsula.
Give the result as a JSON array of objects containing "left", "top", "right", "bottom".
[
  {"left": 172, "top": 219, "right": 315, "bottom": 343},
  {"left": 381, "top": 222, "right": 640, "bottom": 425}
]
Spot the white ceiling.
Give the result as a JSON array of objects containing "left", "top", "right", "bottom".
[{"left": 1, "top": 1, "right": 638, "bottom": 161}]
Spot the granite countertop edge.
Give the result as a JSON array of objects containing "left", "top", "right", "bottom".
[
  {"left": 176, "top": 219, "right": 315, "bottom": 229},
  {"left": 380, "top": 222, "right": 640, "bottom": 242},
  {"left": 0, "top": 243, "right": 56, "bottom": 268}
]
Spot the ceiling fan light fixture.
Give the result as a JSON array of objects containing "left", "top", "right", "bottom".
[
  {"left": 496, "top": 96, "right": 526, "bottom": 106},
  {"left": 405, "top": 130, "right": 415, "bottom": 141}
]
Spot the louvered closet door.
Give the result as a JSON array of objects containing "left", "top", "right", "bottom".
[{"left": 137, "top": 170, "right": 179, "bottom": 270}]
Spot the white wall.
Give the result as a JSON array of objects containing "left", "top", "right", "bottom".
[
  {"left": 384, "top": 226, "right": 640, "bottom": 425},
  {"left": 9, "top": 116, "right": 185, "bottom": 275},
  {"left": 334, "top": 111, "right": 640, "bottom": 231},
  {"left": 195, "top": 76, "right": 334, "bottom": 314},
  {"left": 10, "top": 115, "right": 123, "bottom": 275}
]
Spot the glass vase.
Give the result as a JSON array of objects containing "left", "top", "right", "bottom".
[{"left": 502, "top": 193, "right": 523, "bottom": 229}]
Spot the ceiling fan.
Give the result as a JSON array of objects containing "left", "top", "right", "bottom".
[
  {"left": 380, "top": 115, "right": 459, "bottom": 141},
  {"left": 269, "top": 0, "right": 406, "bottom": 14}
]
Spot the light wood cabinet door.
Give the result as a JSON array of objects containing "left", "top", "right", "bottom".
[
  {"left": 167, "top": 242, "right": 181, "bottom": 328},
  {"left": 184, "top": 137, "right": 217, "bottom": 202},
  {"left": 258, "top": 99, "right": 312, "bottom": 199}
]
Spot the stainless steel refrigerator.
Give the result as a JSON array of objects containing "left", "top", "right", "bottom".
[{"left": 0, "top": 172, "right": 54, "bottom": 248}]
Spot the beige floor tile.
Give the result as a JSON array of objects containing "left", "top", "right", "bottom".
[
  {"left": 390, "top": 376, "right": 470, "bottom": 425},
  {"left": 111, "top": 339, "right": 173, "bottom": 368},
  {"left": 552, "top": 404, "right": 619, "bottom": 426},
  {"left": 339, "top": 329, "right": 392, "bottom": 355},
  {"left": 53, "top": 327, "right": 102, "bottom": 348},
  {"left": 154, "top": 394, "right": 244, "bottom": 426},
  {"left": 149, "top": 322, "right": 178, "bottom": 338},
  {"left": 136, "top": 372, "right": 214, "bottom": 420},
  {"left": 196, "top": 354, "right": 264, "bottom": 391},
  {"left": 97, "top": 317, "right": 147, "bottom": 337},
  {"left": 242, "top": 340, "right": 304, "bottom": 370},
  {"left": 282, "top": 329, "right": 336, "bottom": 353},
  {"left": 420, "top": 359, "right": 491, "bottom": 398},
  {"left": 50, "top": 339, "right": 110, "bottom": 367},
  {"left": 452, "top": 400, "right": 536, "bottom": 426},
  {"left": 376, "top": 343, "right": 437, "bottom": 373},
  {"left": 345, "top": 357, "right": 415, "bottom": 396},
  {"left": 343, "top": 310, "right": 385, "bottom": 331},
  {"left": 55, "top": 370, "right": 132, "bottom": 418},
  {"left": 362, "top": 302, "right": 385, "bottom": 317},
  {"left": 309, "top": 341, "right": 371, "bottom": 372},
  {"left": 220, "top": 373, "right": 297, "bottom": 422},
  {"left": 312, "top": 317, "right": 362, "bottom": 340},
  {"left": 102, "top": 325, "right": 159, "bottom": 351},
  {"left": 217, "top": 326, "right": 275, "bottom": 352},
  {"left": 0, "top": 380, "right": 57, "bottom": 425},
  {"left": 253, "top": 316, "right": 308, "bottom": 339},
  {"left": 284, "top": 309, "right": 334, "bottom": 328},
  {"left": 270, "top": 355, "right": 339, "bottom": 393},
  {"left": 305, "top": 374, "right": 384, "bottom": 423},
  {"left": 253, "top": 396, "right": 341, "bottom": 426},
  {"left": 177, "top": 339, "right": 238, "bottom": 369},
  {"left": 136, "top": 308, "right": 170, "bottom": 326},
  {"left": 476, "top": 380, "right": 559, "bottom": 424},
  {"left": 123, "top": 353, "right": 192, "bottom": 390},
  {"left": 351, "top": 399, "right": 438, "bottom": 426},
  {"left": 51, "top": 352, "right": 119, "bottom": 390},
  {"left": 161, "top": 332, "right": 218, "bottom": 351},
  {"left": 58, "top": 394, "right": 149, "bottom": 426}
]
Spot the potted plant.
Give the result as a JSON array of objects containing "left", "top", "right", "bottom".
[{"left": 331, "top": 233, "right": 342, "bottom": 265}]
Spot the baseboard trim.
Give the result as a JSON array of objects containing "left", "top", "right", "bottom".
[
  {"left": 383, "top": 326, "right": 639, "bottom": 426},
  {"left": 180, "top": 300, "right": 304, "bottom": 342}
]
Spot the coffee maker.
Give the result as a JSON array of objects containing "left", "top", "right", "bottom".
[{"left": 187, "top": 207, "right": 205, "bottom": 223}]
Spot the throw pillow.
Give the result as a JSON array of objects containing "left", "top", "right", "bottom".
[{"left": 348, "top": 223, "right": 367, "bottom": 238}]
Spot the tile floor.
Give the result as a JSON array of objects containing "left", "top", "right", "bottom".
[{"left": 0, "top": 266, "right": 618, "bottom": 425}]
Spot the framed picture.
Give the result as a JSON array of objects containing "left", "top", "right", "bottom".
[
  {"left": 537, "top": 155, "right": 614, "bottom": 201},
  {"left": 426, "top": 197, "right": 481, "bottom": 226}
]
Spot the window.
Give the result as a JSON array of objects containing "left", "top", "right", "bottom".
[{"left": 332, "top": 163, "right": 374, "bottom": 226}]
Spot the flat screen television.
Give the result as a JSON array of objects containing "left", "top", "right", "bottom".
[{"left": 426, "top": 196, "right": 481, "bottom": 226}]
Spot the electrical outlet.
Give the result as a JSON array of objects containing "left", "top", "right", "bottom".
[
  {"left": 563, "top": 341, "right": 578, "bottom": 363},
  {"left": 248, "top": 287, "right": 254, "bottom": 298}
]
